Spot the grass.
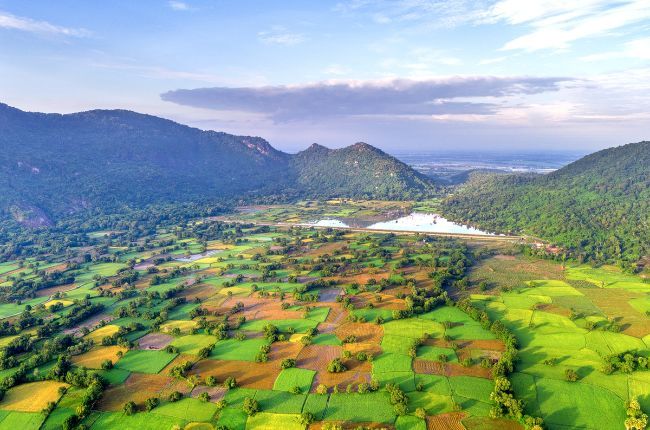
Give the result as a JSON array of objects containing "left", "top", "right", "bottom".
[
  {"left": 88, "top": 411, "right": 185, "bottom": 430},
  {"left": 254, "top": 390, "right": 307, "bottom": 414},
  {"left": 0, "top": 411, "right": 45, "bottom": 430},
  {"left": 0, "top": 381, "right": 68, "bottom": 412},
  {"left": 273, "top": 368, "right": 316, "bottom": 393},
  {"left": 417, "top": 345, "right": 457, "bottom": 363},
  {"left": 302, "top": 394, "right": 329, "bottom": 420},
  {"left": 210, "top": 338, "right": 268, "bottom": 362},
  {"left": 395, "top": 415, "right": 426, "bottom": 430},
  {"left": 324, "top": 392, "right": 395, "bottom": 423},
  {"left": 169, "top": 334, "right": 217, "bottom": 356},
  {"left": 153, "top": 398, "right": 218, "bottom": 422},
  {"left": 216, "top": 408, "right": 248, "bottom": 430},
  {"left": 535, "top": 377, "right": 625, "bottom": 429},
  {"left": 245, "top": 412, "right": 303, "bottom": 430},
  {"left": 407, "top": 391, "right": 454, "bottom": 415},
  {"left": 115, "top": 350, "right": 178, "bottom": 374},
  {"left": 98, "top": 368, "right": 131, "bottom": 385}
]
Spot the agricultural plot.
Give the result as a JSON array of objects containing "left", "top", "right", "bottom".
[{"left": 0, "top": 212, "right": 588, "bottom": 429}]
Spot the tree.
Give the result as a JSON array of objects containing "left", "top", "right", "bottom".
[
  {"left": 223, "top": 376, "right": 237, "bottom": 389},
  {"left": 123, "top": 401, "right": 137, "bottom": 415},
  {"left": 280, "top": 358, "right": 296, "bottom": 369},
  {"left": 243, "top": 397, "right": 259, "bottom": 416},
  {"left": 144, "top": 397, "right": 159, "bottom": 411},
  {"left": 327, "top": 358, "right": 346, "bottom": 373}
]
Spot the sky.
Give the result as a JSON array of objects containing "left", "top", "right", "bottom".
[{"left": 1, "top": 0, "right": 649, "bottom": 153}]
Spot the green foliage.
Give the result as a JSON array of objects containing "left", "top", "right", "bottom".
[{"left": 443, "top": 141, "right": 650, "bottom": 264}]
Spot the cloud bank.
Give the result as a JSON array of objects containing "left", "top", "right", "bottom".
[{"left": 161, "top": 77, "right": 570, "bottom": 122}]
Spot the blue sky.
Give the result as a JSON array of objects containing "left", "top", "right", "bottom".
[{"left": 1, "top": 0, "right": 649, "bottom": 152}]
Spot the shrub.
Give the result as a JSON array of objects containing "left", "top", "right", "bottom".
[
  {"left": 169, "top": 391, "right": 183, "bottom": 402},
  {"left": 123, "top": 401, "right": 137, "bottom": 415},
  {"left": 565, "top": 368, "right": 579, "bottom": 382},
  {"left": 199, "top": 392, "right": 210, "bottom": 402},
  {"left": 224, "top": 376, "right": 237, "bottom": 389},
  {"left": 280, "top": 358, "right": 296, "bottom": 369},
  {"left": 144, "top": 397, "right": 159, "bottom": 411},
  {"left": 243, "top": 397, "right": 259, "bottom": 416},
  {"left": 327, "top": 358, "right": 347, "bottom": 373}
]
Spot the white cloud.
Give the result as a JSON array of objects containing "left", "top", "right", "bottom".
[
  {"left": 258, "top": 26, "right": 305, "bottom": 46},
  {"left": 580, "top": 36, "right": 650, "bottom": 61},
  {"left": 0, "top": 10, "right": 89, "bottom": 37},
  {"left": 168, "top": 1, "right": 190, "bottom": 11},
  {"left": 489, "top": 0, "right": 650, "bottom": 52}
]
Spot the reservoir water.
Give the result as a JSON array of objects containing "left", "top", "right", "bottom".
[{"left": 306, "top": 213, "right": 495, "bottom": 236}]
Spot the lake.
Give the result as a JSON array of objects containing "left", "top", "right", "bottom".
[{"left": 305, "top": 212, "right": 495, "bottom": 236}]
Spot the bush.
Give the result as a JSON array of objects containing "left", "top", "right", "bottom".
[
  {"left": 565, "top": 368, "right": 579, "bottom": 382},
  {"left": 280, "top": 358, "right": 296, "bottom": 369},
  {"left": 123, "top": 401, "right": 137, "bottom": 415},
  {"left": 199, "top": 392, "right": 210, "bottom": 402},
  {"left": 327, "top": 358, "right": 347, "bottom": 373},
  {"left": 243, "top": 397, "right": 259, "bottom": 416},
  {"left": 144, "top": 397, "right": 159, "bottom": 411},
  {"left": 224, "top": 376, "right": 237, "bottom": 389},
  {"left": 168, "top": 391, "right": 183, "bottom": 402}
]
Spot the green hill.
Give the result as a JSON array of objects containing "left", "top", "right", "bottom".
[
  {"left": 442, "top": 141, "right": 650, "bottom": 264},
  {"left": 292, "top": 142, "right": 435, "bottom": 200},
  {"left": 0, "top": 103, "right": 435, "bottom": 225}
]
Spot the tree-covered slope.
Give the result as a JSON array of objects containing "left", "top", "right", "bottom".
[
  {"left": 292, "top": 142, "right": 436, "bottom": 199},
  {"left": 0, "top": 103, "right": 293, "bottom": 224},
  {"left": 442, "top": 141, "right": 650, "bottom": 263},
  {"left": 0, "top": 104, "right": 436, "bottom": 225}
]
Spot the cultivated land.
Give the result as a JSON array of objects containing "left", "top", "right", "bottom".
[{"left": 0, "top": 202, "right": 647, "bottom": 430}]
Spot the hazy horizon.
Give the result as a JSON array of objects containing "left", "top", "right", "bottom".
[{"left": 2, "top": 1, "right": 649, "bottom": 153}]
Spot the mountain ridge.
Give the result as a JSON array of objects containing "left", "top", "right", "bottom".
[{"left": 0, "top": 103, "right": 436, "bottom": 225}]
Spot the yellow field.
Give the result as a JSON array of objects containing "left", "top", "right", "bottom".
[
  {"left": 44, "top": 299, "right": 73, "bottom": 309},
  {"left": 71, "top": 345, "right": 128, "bottom": 369},
  {"left": 0, "top": 381, "right": 68, "bottom": 412},
  {"left": 160, "top": 319, "right": 198, "bottom": 334},
  {"left": 85, "top": 324, "right": 120, "bottom": 344}
]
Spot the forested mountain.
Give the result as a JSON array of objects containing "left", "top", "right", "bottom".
[
  {"left": 0, "top": 104, "right": 435, "bottom": 225},
  {"left": 292, "top": 143, "right": 435, "bottom": 199},
  {"left": 442, "top": 141, "right": 650, "bottom": 264}
]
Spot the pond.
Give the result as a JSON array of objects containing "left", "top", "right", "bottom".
[{"left": 305, "top": 212, "right": 495, "bottom": 236}]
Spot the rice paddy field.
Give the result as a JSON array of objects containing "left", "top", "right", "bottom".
[{"left": 0, "top": 206, "right": 647, "bottom": 429}]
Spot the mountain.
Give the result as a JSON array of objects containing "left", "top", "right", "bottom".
[
  {"left": 292, "top": 142, "right": 435, "bottom": 199},
  {"left": 442, "top": 141, "right": 650, "bottom": 263},
  {"left": 0, "top": 103, "right": 435, "bottom": 225}
]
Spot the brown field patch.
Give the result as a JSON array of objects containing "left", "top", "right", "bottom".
[
  {"left": 35, "top": 282, "right": 77, "bottom": 297},
  {"left": 332, "top": 271, "right": 391, "bottom": 286},
  {"left": 98, "top": 373, "right": 191, "bottom": 410},
  {"left": 180, "top": 283, "right": 218, "bottom": 301},
  {"left": 216, "top": 295, "right": 303, "bottom": 321},
  {"left": 138, "top": 332, "right": 174, "bottom": 350},
  {"left": 413, "top": 360, "right": 492, "bottom": 379},
  {"left": 71, "top": 345, "right": 127, "bottom": 369},
  {"left": 581, "top": 288, "right": 650, "bottom": 338},
  {"left": 536, "top": 303, "right": 572, "bottom": 317},
  {"left": 297, "top": 345, "right": 342, "bottom": 371},
  {"left": 63, "top": 313, "right": 114, "bottom": 336},
  {"left": 189, "top": 359, "right": 280, "bottom": 389},
  {"left": 268, "top": 341, "right": 304, "bottom": 363},
  {"left": 426, "top": 412, "right": 466, "bottom": 430},
  {"left": 318, "top": 288, "right": 342, "bottom": 303},
  {"left": 342, "top": 342, "right": 382, "bottom": 358},
  {"left": 0, "top": 381, "right": 69, "bottom": 412},
  {"left": 311, "top": 359, "right": 372, "bottom": 392},
  {"left": 335, "top": 322, "right": 383, "bottom": 344},
  {"left": 190, "top": 385, "right": 227, "bottom": 402},
  {"left": 350, "top": 292, "right": 405, "bottom": 311}
]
